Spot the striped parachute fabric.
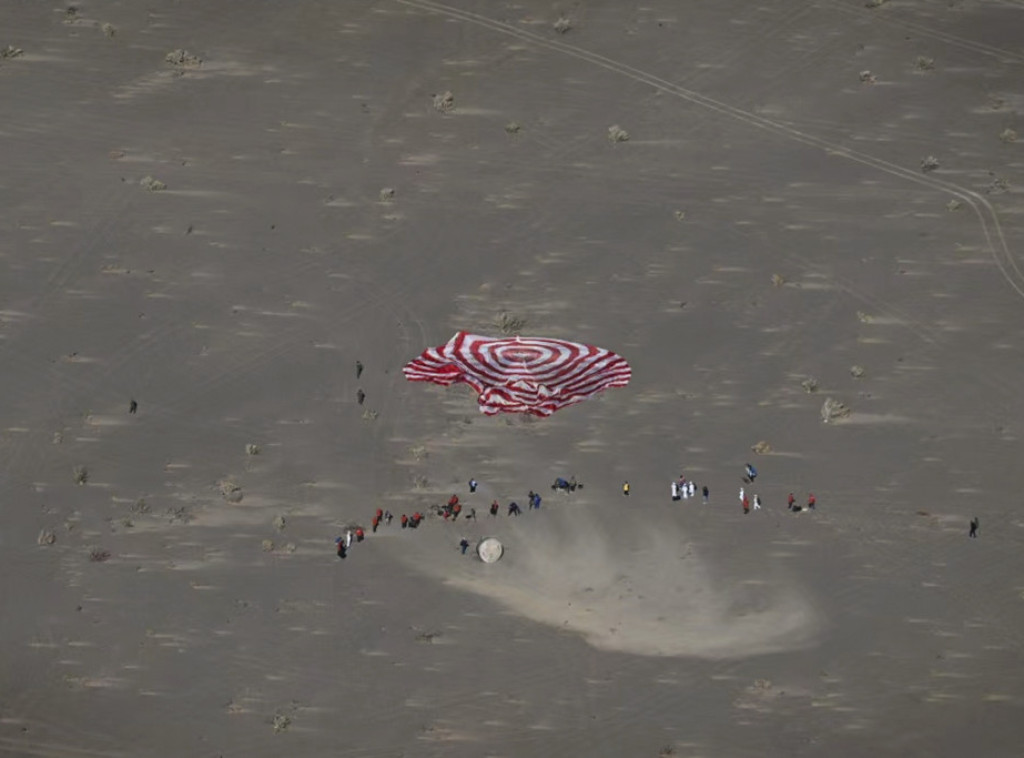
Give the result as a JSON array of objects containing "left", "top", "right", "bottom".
[{"left": 403, "top": 332, "right": 631, "bottom": 416}]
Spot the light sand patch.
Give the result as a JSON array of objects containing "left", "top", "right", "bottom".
[{"left": 409, "top": 512, "right": 821, "bottom": 658}]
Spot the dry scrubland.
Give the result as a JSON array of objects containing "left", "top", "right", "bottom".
[{"left": 2, "top": 1, "right": 1024, "bottom": 756}]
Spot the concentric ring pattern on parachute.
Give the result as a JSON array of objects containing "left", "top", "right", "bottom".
[{"left": 403, "top": 332, "right": 631, "bottom": 416}]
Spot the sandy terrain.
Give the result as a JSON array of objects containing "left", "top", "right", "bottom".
[{"left": 2, "top": 0, "right": 1024, "bottom": 755}]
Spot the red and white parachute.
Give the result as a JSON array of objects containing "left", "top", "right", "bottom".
[{"left": 403, "top": 332, "right": 631, "bottom": 416}]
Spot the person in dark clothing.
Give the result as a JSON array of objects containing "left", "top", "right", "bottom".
[
  {"left": 129, "top": 399, "right": 138, "bottom": 414},
  {"left": 466, "top": 507, "right": 476, "bottom": 521},
  {"left": 528, "top": 491, "right": 537, "bottom": 509},
  {"left": 336, "top": 537, "right": 347, "bottom": 559},
  {"left": 459, "top": 538, "right": 470, "bottom": 555},
  {"left": 468, "top": 479, "right": 478, "bottom": 493},
  {"left": 702, "top": 485, "right": 709, "bottom": 504},
  {"left": 508, "top": 501, "right": 521, "bottom": 516},
  {"left": 745, "top": 463, "right": 757, "bottom": 482},
  {"left": 356, "top": 388, "right": 365, "bottom": 405},
  {"left": 969, "top": 517, "right": 979, "bottom": 538},
  {"left": 384, "top": 510, "right": 393, "bottom": 526},
  {"left": 490, "top": 500, "right": 500, "bottom": 517},
  {"left": 356, "top": 360, "right": 363, "bottom": 378}
]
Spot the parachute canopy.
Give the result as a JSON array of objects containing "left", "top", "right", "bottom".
[{"left": 403, "top": 332, "right": 631, "bottom": 416}]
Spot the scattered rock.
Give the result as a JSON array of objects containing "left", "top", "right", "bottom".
[
  {"left": 165, "top": 49, "right": 202, "bottom": 67},
  {"left": 946, "top": 199, "right": 963, "bottom": 212},
  {"left": 63, "top": 6, "right": 79, "bottom": 24},
  {"left": 753, "top": 678, "right": 773, "bottom": 690},
  {"left": 410, "top": 445, "right": 428, "bottom": 461},
  {"left": 914, "top": 56, "right": 935, "bottom": 71},
  {"left": 271, "top": 713, "right": 291, "bottom": 733},
  {"left": 850, "top": 364, "right": 866, "bottom": 378},
  {"left": 219, "top": 481, "right": 244, "bottom": 503},
  {"left": 607, "top": 125, "right": 630, "bottom": 143},
  {"left": 673, "top": 210, "right": 686, "bottom": 222},
  {"left": 821, "top": 397, "right": 851, "bottom": 423},
  {"left": 273, "top": 515, "right": 286, "bottom": 531},
  {"left": 864, "top": 0, "right": 887, "bottom": 7},
  {"left": 432, "top": 90, "right": 454, "bottom": 113},
  {"left": 283, "top": 543, "right": 297, "bottom": 553},
  {"left": 120, "top": 516, "right": 134, "bottom": 528},
  {"left": 37, "top": 530, "right": 56, "bottom": 546},
  {"left": 362, "top": 409, "right": 379, "bottom": 421},
  {"left": 72, "top": 465, "right": 89, "bottom": 485},
  {"left": 858, "top": 70, "right": 876, "bottom": 84},
  {"left": 245, "top": 443, "right": 260, "bottom": 456},
  {"left": 89, "top": 548, "right": 112, "bottom": 563},
  {"left": 770, "top": 273, "right": 786, "bottom": 287},
  {"left": 101, "top": 23, "right": 116, "bottom": 38},
  {"left": 504, "top": 121, "right": 521, "bottom": 134},
  {"left": 751, "top": 440, "right": 772, "bottom": 455},
  {"left": 52, "top": 431, "right": 64, "bottom": 444},
  {"left": 379, "top": 187, "right": 395, "bottom": 202},
  {"left": 801, "top": 377, "right": 819, "bottom": 393},
  {"left": 261, "top": 539, "right": 275, "bottom": 552},
  {"left": 140, "top": 175, "right": 166, "bottom": 191},
  {"left": 999, "top": 128, "right": 1018, "bottom": 143},
  {"left": 856, "top": 310, "right": 873, "bottom": 323},
  {"left": 921, "top": 155, "right": 940, "bottom": 173},
  {"left": 496, "top": 311, "right": 526, "bottom": 335},
  {"left": 1, "top": 45, "right": 24, "bottom": 60},
  {"left": 553, "top": 16, "right": 572, "bottom": 34},
  {"left": 131, "top": 498, "right": 150, "bottom": 514}
]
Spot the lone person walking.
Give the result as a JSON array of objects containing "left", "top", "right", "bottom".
[
  {"left": 623, "top": 481, "right": 630, "bottom": 497},
  {"left": 969, "top": 517, "right": 979, "bottom": 538}
]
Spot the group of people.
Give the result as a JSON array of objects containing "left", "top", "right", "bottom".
[{"left": 336, "top": 478, "right": 562, "bottom": 559}]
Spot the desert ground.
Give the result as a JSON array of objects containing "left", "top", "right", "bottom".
[{"left": 2, "top": 0, "right": 1024, "bottom": 755}]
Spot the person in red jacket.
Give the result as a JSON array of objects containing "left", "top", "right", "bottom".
[
  {"left": 787, "top": 493, "right": 795, "bottom": 510},
  {"left": 400, "top": 514, "right": 409, "bottom": 529},
  {"left": 807, "top": 493, "right": 816, "bottom": 510},
  {"left": 452, "top": 503, "right": 462, "bottom": 521},
  {"left": 489, "top": 500, "right": 499, "bottom": 517},
  {"left": 355, "top": 527, "right": 365, "bottom": 542},
  {"left": 371, "top": 516, "right": 379, "bottom": 534}
]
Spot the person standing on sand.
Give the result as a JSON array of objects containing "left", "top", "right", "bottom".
[
  {"left": 671, "top": 481, "right": 679, "bottom": 501},
  {"left": 807, "top": 493, "right": 816, "bottom": 510},
  {"left": 702, "top": 485, "right": 709, "bottom": 504},
  {"left": 739, "top": 487, "right": 745, "bottom": 504},
  {"left": 336, "top": 537, "right": 347, "bottom": 559},
  {"left": 490, "top": 500, "right": 499, "bottom": 517},
  {"left": 787, "top": 493, "right": 795, "bottom": 510},
  {"left": 969, "top": 517, "right": 979, "bottom": 538},
  {"left": 745, "top": 463, "right": 757, "bottom": 482},
  {"left": 508, "top": 501, "right": 521, "bottom": 516},
  {"left": 371, "top": 516, "right": 379, "bottom": 533},
  {"left": 460, "top": 538, "right": 470, "bottom": 555},
  {"left": 753, "top": 494, "right": 762, "bottom": 511},
  {"left": 401, "top": 514, "right": 409, "bottom": 529},
  {"left": 384, "top": 510, "right": 393, "bottom": 526},
  {"left": 623, "top": 481, "right": 630, "bottom": 497},
  {"left": 129, "top": 399, "right": 138, "bottom": 414},
  {"left": 743, "top": 496, "right": 750, "bottom": 514},
  {"left": 452, "top": 503, "right": 462, "bottom": 521},
  {"left": 469, "top": 478, "right": 478, "bottom": 493},
  {"left": 355, "top": 360, "right": 363, "bottom": 378},
  {"left": 356, "top": 388, "right": 365, "bottom": 405},
  {"left": 681, "top": 480, "right": 689, "bottom": 500},
  {"left": 688, "top": 481, "right": 695, "bottom": 499},
  {"left": 466, "top": 507, "right": 476, "bottom": 521}
]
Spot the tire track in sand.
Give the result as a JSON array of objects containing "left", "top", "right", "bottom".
[{"left": 395, "top": 0, "right": 1024, "bottom": 305}]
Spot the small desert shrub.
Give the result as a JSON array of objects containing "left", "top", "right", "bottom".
[
  {"left": 432, "top": 91, "right": 454, "bottom": 113},
  {"left": 73, "top": 465, "right": 89, "bottom": 485},
  {"left": 821, "top": 397, "right": 851, "bottom": 423},
  {"left": 607, "top": 125, "right": 630, "bottom": 142}
]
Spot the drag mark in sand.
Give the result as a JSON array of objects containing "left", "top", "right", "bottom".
[{"left": 396, "top": 0, "right": 1024, "bottom": 302}]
